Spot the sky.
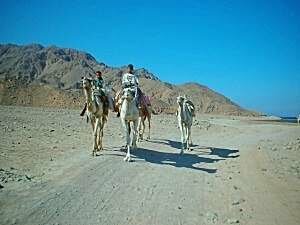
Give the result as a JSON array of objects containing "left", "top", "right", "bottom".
[{"left": 0, "top": 0, "right": 299, "bottom": 116}]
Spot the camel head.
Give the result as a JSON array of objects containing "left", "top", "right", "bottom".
[
  {"left": 177, "top": 96, "right": 185, "bottom": 105},
  {"left": 82, "top": 76, "right": 93, "bottom": 90},
  {"left": 122, "top": 87, "right": 135, "bottom": 102}
]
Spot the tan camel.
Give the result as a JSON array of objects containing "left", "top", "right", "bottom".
[
  {"left": 137, "top": 102, "right": 151, "bottom": 141},
  {"left": 120, "top": 87, "right": 139, "bottom": 162},
  {"left": 82, "top": 77, "right": 108, "bottom": 156},
  {"left": 176, "top": 96, "right": 194, "bottom": 154}
]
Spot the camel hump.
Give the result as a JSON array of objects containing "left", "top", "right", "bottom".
[{"left": 184, "top": 99, "right": 195, "bottom": 117}]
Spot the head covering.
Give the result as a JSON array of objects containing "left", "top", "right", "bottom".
[{"left": 96, "top": 71, "right": 102, "bottom": 77}]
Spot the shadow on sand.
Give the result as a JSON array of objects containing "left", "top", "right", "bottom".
[
  {"left": 148, "top": 139, "right": 240, "bottom": 158},
  {"left": 116, "top": 139, "right": 240, "bottom": 174}
]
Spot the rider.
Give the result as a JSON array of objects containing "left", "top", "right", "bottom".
[
  {"left": 121, "top": 64, "right": 142, "bottom": 108},
  {"left": 93, "top": 71, "right": 104, "bottom": 90},
  {"left": 80, "top": 71, "right": 114, "bottom": 116},
  {"left": 93, "top": 71, "right": 114, "bottom": 111}
]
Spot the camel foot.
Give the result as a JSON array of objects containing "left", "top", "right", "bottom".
[{"left": 123, "top": 155, "right": 132, "bottom": 162}]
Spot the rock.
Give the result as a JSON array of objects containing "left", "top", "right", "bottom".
[
  {"left": 206, "top": 212, "right": 218, "bottom": 223},
  {"left": 50, "top": 129, "right": 55, "bottom": 132},
  {"left": 271, "top": 147, "right": 277, "bottom": 151},
  {"left": 232, "top": 198, "right": 245, "bottom": 206},
  {"left": 227, "top": 218, "right": 240, "bottom": 224}
]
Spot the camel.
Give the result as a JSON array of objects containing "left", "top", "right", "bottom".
[
  {"left": 137, "top": 97, "right": 152, "bottom": 141},
  {"left": 176, "top": 96, "right": 194, "bottom": 154},
  {"left": 120, "top": 87, "right": 139, "bottom": 162},
  {"left": 82, "top": 77, "right": 108, "bottom": 156},
  {"left": 114, "top": 90, "right": 151, "bottom": 141}
]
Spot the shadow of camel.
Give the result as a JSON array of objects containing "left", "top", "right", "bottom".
[
  {"left": 131, "top": 148, "right": 220, "bottom": 173},
  {"left": 130, "top": 138, "right": 240, "bottom": 173},
  {"left": 147, "top": 139, "right": 203, "bottom": 149},
  {"left": 148, "top": 139, "right": 239, "bottom": 158}
]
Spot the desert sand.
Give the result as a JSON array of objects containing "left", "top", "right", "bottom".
[{"left": 0, "top": 105, "right": 299, "bottom": 225}]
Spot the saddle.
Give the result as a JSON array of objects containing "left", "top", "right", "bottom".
[
  {"left": 93, "top": 89, "right": 109, "bottom": 115},
  {"left": 114, "top": 88, "right": 151, "bottom": 117}
]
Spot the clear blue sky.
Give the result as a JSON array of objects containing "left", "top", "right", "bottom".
[{"left": 1, "top": 0, "right": 299, "bottom": 116}]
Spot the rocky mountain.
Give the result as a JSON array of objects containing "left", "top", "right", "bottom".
[{"left": 0, "top": 43, "right": 258, "bottom": 116}]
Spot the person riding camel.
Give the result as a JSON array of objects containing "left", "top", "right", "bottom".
[
  {"left": 80, "top": 71, "right": 114, "bottom": 116},
  {"left": 122, "top": 64, "right": 142, "bottom": 108}
]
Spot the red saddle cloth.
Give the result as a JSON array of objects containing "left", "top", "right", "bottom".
[{"left": 141, "top": 95, "right": 151, "bottom": 107}]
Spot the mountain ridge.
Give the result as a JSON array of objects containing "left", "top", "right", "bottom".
[{"left": 0, "top": 43, "right": 259, "bottom": 116}]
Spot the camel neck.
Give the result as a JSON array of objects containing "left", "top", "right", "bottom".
[
  {"left": 84, "top": 88, "right": 92, "bottom": 103},
  {"left": 178, "top": 103, "right": 186, "bottom": 121},
  {"left": 84, "top": 88, "right": 97, "bottom": 113},
  {"left": 122, "top": 98, "right": 137, "bottom": 117}
]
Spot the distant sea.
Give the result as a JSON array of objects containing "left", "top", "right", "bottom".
[{"left": 280, "top": 117, "right": 298, "bottom": 123}]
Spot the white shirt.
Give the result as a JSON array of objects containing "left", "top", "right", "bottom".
[{"left": 122, "top": 73, "right": 139, "bottom": 87}]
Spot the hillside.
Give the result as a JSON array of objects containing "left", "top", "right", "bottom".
[{"left": 0, "top": 43, "right": 258, "bottom": 116}]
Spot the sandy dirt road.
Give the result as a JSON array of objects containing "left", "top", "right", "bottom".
[{"left": 0, "top": 106, "right": 299, "bottom": 225}]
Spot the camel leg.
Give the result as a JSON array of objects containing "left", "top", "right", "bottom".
[
  {"left": 179, "top": 123, "right": 185, "bottom": 154},
  {"left": 137, "top": 117, "right": 143, "bottom": 142},
  {"left": 90, "top": 117, "right": 95, "bottom": 132},
  {"left": 93, "top": 118, "right": 100, "bottom": 156},
  {"left": 97, "top": 119, "right": 104, "bottom": 151},
  {"left": 131, "top": 120, "right": 138, "bottom": 150},
  {"left": 184, "top": 125, "right": 188, "bottom": 149},
  {"left": 189, "top": 124, "right": 193, "bottom": 147},
  {"left": 142, "top": 117, "right": 146, "bottom": 140},
  {"left": 100, "top": 117, "right": 106, "bottom": 150},
  {"left": 147, "top": 116, "right": 151, "bottom": 140},
  {"left": 122, "top": 120, "right": 131, "bottom": 162},
  {"left": 139, "top": 117, "right": 145, "bottom": 141},
  {"left": 186, "top": 126, "right": 191, "bottom": 151}
]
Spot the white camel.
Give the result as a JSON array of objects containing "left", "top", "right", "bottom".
[
  {"left": 115, "top": 90, "right": 151, "bottom": 141},
  {"left": 176, "top": 96, "right": 194, "bottom": 154},
  {"left": 120, "top": 87, "right": 139, "bottom": 162},
  {"left": 82, "top": 77, "right": 108, "bottom": 156}
]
